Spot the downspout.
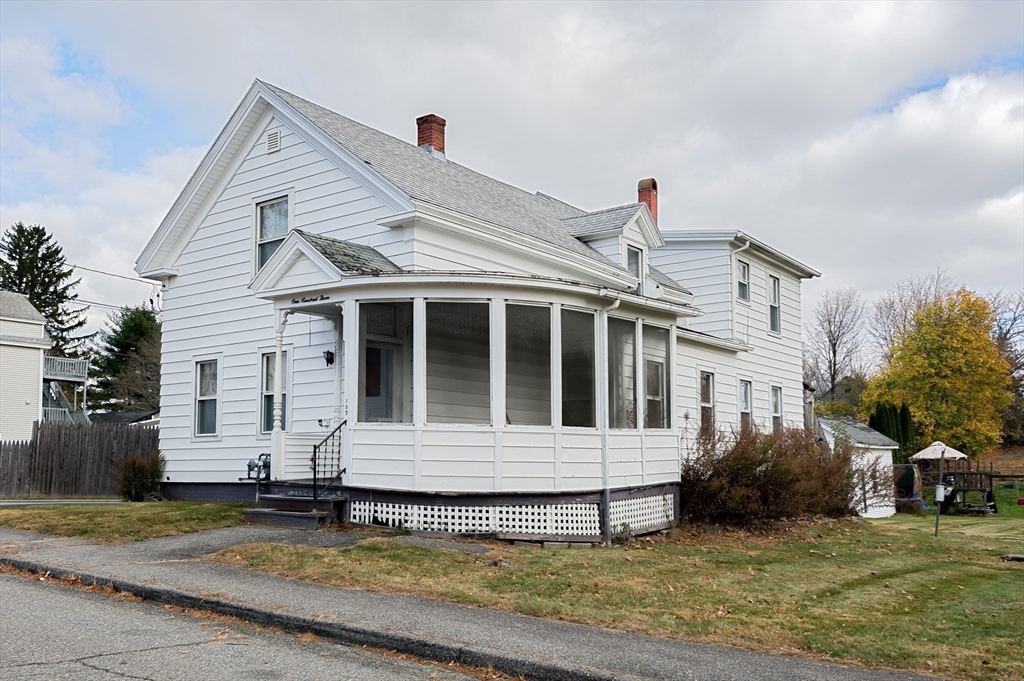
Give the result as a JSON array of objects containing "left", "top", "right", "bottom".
[
  {"left": 731, "top": 238, "right": 751, "bottom": 341},
  {"left": 598, "top": 290, "right": 620, "bottom": 545}
]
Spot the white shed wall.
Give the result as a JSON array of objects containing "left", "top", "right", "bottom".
[{"left": 0, "top": 342, "right": 42, "bottom": 441}]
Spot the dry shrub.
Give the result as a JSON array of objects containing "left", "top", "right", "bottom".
[
  {"left": 116, "top": 449, "right": 165, "bottom": 502},
  {"left": 679, "top": 427, "right": 855, "bottom": 523}
]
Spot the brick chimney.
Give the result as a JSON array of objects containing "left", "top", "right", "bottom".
[
  {"left": 416, "top": 114, "right": 446, "bottom": 158},
  {"left": 638, "top": 178, "right": 658, "bottom": 224}
]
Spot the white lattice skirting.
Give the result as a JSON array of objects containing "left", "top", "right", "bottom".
[
  {"left": 350, "top": 493, "right": 675, "bottom": 537},
  {"left": 609, "top": 493, "right": 675, "bottom": 533}
]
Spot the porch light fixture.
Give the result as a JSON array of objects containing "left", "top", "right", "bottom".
[{"left": 323, "top": 350, "right": 335, "bottom": 366}]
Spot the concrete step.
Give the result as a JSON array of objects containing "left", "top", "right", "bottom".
[
  {"left": 244, "top": 508, "right": 332, "bottom": 530},
  {"left": 257, "top": 494, "right": 335, "bottom": 513}
]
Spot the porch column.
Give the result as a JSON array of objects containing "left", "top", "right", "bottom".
[
  {"left": 597, "top": 307, "right": 611, "bottom": 545},
  {"left": 491, "top": 298, "right": 506, "bottom": 492},
  {"left": 271, "top": 309, "right": 293, "bottom": 480},
  {"left": 342, "top": 299, "right": 359, "bottom": 479}
]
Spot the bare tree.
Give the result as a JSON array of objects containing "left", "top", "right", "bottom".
[
  {"left": 988, "top": 289, "right": 1024, "bottom": 379},
  {"left": 870, "top": 269, "right": 957, "bottom": 365},
  {"left": 806, "top": 288, "right": 866, "bottom": 402},
  {"left": 108, "top": 328, "right": 161, "bottom": 411}
]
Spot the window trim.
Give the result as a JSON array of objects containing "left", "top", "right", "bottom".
[
  {"left": 505, "top": 301, "right": 553, "bottom": 427},
  {"left": 738, "top": 378, "right": 753, "bottom": 434},
  {"left": 607, "top": 313, "right": 639, "bottom": 430},
  {"left": 767, "top": 273, "right": 782, "bottom": 335},
  {"left": 251, "top": 187, "right": 295, "bottom": 276},
  {"left": 559, "top": 306, "right": 597, "bottom": 429},
  {"left": 625, "top": 243, "right": 644, "bottom": 296},
  {"left": 698, "top": 369, "right": 715, "bottom": 438},
  {"left": 258, "top": 347, "right": 292, "bottom": 437},
  {"left": 771, "top": 384, "right": 783, "bottom": 433},
  {"left": 642, "top": 322, "right": 672, "bottom": 430},
  {"left": 191, "top": 353, "right": 223, "bottom": 441},
  {"left": 736, "top": 259, "right": 750, "bottom": 303}
]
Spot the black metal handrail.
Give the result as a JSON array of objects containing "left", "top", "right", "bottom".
[{"left": 311, "top": 420, "right": 346, "bottom": 505}]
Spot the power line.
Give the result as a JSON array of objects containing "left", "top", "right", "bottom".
[
  {"left": 68, "top": 299, "right": 130, "bottom": 311},
  {"left": 69, "top": 263, "right": 151, "bottom": 285}
]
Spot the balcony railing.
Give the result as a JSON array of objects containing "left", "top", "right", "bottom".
[
  {"left": 44, "top": 356, "right": 89, "bottom": 382},
  {"left": 43, "top": 407, "right": 73, "bottom": 423}
]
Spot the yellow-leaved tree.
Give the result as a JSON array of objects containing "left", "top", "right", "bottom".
[{"left": 860, "top": 289, "right": 1011, "bottom": 457}]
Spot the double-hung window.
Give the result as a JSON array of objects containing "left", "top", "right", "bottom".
[
  {"left": 699, "top": 371, "right": 714, "bottom": 439},
  {"left": 627, "top": 246, "right": 643, "bottom": 296},
  {"left": 771, "top": 386, "right": 783, "bottom": 433},
  {"left": 257, "top": 197, "right": 289, "bottom": 270},
  {"left": 768, "top": 275, "right": 781, "bottom": 334},
  {"left": 739, "top": 380, "right": 752, "bottom": 434},
  {"left": 261, "top": 351, "right": 287, "bottom": 433},
  {"left": 737, "top": 260, "right": 749, "bottom": 301},
  {"left": 195, "top": 360, "right": 218, "bottom": 436}
]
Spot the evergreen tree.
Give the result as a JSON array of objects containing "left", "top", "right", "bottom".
[
  {"left": 898, "top": 403, "right": 914, "bottom": 449},
  {"left": 91, "top": 305, "right": 160, "bottom": 411},
  {"left": 0, "top": 223, "right": 89, "bottom": 356}
]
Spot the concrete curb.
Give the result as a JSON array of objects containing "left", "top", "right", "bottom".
[{"left": 0, "top": 555, "right": 626, "bottom": 681}]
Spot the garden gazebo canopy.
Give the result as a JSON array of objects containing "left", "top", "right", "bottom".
[{"left": 909, "top": 441, "right": 968, "bottom": 462}]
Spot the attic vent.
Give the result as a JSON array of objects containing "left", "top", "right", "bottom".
[{"left": 266, "top": 130, "right": 281, "bottom": 153}]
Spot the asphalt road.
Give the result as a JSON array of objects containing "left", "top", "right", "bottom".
[{"left": 0, "top": 573, "right": 475, "bottom": 681}]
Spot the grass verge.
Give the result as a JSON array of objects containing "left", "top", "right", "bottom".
[
  {"left": 0, "top": 501, "right": 249, "bottom": 543},
  {"left": 210, "top": 516, "right": 1023, "bottom": 681}
]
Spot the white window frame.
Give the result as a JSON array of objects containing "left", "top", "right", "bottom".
[
  {"left": 258, "top": 347, "right": 292, "bottom": 437},
  {"left": 192, "top": 353, "right": 223, "bottom": 440},
  {"left": 559, "top": 305, "right": 597, "bottom": 429},
  {"left": 642, "top": 322, "right": 672, "bottom": 430},
  {"left": 504, "top": 301, "right": 553, "bottom": 427},
  {"left": 768, "top": 274, "right": 781, "bottom": 335},
  {"left": 771, "top": 385, "right": 783, "bottom": 433},
  {"left": 736, "top": 259, "right": 750, "bottom": 302},
  {"left": 251, "top": 188, "right": 295, "bottom": 276},
  {"left": 625, "top": 244, "right": 644, "bottom": 296},
  {"left": 698, "top": 369, "right": 715, "bottom": 438},
  {"left": 739, "top": 379, "right": 753, "bottom": 434}
]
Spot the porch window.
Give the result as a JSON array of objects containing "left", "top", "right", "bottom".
[
  {"left": 699, "top": 371, "right": 714, "bottom": 439},
  {"left": 643, "top": 325, "right": 670, "bottom": 429},
  {"left": 737, "top": 260, "right": 749, "bottom": 301},
  {"left": 195, "top": 360, "right": 218, "bottom": 436},
  {"left": 260, "top": 351, "right": 287, "bottom": 433},
  {"left": 359, "top": 302, "right": 413, "bottom": 423},
  {"left": 257, "top": 197, "right": 288, "bottom": 270},
  {"left": 771, "top": 386, "right": 783, "bottom": 433},
  {"left": 561, "top": 309, "right": 595, "bottom": 427},
  {"left": 739, "top": 380, "right": 752, "bottom": 434},
  {"left": 608, "top": 317, "right": 636, "bottom": 429},
  {"left": 768, "top": 275, "right": 781, "bottom": 334},
  {"left": 506, "top": 304, "right": 551, "bottom": 425},
  {"left": 426, "top": 302, "right": 490, "bottom": 424}
]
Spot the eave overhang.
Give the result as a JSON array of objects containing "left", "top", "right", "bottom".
[{"left": 660, "top": 230, "right": 820, "bottom": 279}]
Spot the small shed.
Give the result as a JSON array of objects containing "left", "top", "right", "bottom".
[{"left": 819, "top": 415, "right": 898, "bottom": 518}]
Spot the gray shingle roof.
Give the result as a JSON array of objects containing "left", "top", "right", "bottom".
[
  {"left": 648, "top": 266, "right": 688, "bottom": 294},
  {"left": 0, "top": 291, "right": 46, "bottom": 323},
  {"left": 264, "top": 83, "right": 622, "bottom": 269},
  {"left": 295, "top": 230, "right": 402, "bottom": 275},
  {"left": 819, "top": 415, "right": 899, "bottom": 449},
  {"left": 561, "top": 204, "right": 642, "bottom": 238}
]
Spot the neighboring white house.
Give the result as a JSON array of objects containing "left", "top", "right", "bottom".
[
  {"left": 136, "top": 80, "right": 819, "bottom": 539},
  {"left": 819, "top": 415, "right": 898, "bottom": 518},
  {"left": 0, "top": 291, "right": 91, "bottom": 441},
  {"left": 0, "top": 291, "right": 49, "bottom": 441}
]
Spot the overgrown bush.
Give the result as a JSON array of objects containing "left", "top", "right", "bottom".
[
  {"left": 679, "top": 427, "right": 855, "bottom": 523},
  {"left": 116, "top": 450, "right": 165, "bottom": 502}
]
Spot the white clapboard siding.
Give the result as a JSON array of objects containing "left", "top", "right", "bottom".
[
  {"left": 643, "top": 432, "right": 680, "bottom": 483},
  {"left": 420, "top": 429, "right": 494, "bottom": 492},
  {"left": 158, "top": 114, "right": 392, "bottom": 483},
  {"left": 502, "top": 430, "right": 556, "bottom": 491},
  {"left": 0, "top": 343, "right": 42, "bottom": 441},
  {"left": 608, "top": 431, "right": 643, "bottom": 488},
  {"left": 559, "top": 431, "right": 602, "bottom": 489},
  {"left": 0, "top": 319, "right": 43, "bottom": 337},
  {"left": 580, "top": 235, "right": 621, "bottom": 266},
  {"left": 426, "top": 339, "right": 490, "bottom": 425},
  {"left": 649, "top": 243, "right": 733, "bottom": 338},
  {"left": 349, "top": 426, "right": 416, "bottom": 489}
]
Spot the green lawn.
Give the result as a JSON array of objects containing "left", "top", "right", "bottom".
[
  {"left": 0, "top": 502, "right": 249, "bottom": 542},
  {"left": 211, "top": 514, "right": 1023, "bottom": 681}
]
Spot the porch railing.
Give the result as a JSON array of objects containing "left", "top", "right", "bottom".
[
  {"left": 43, "top": 356, "right": 89, "bottom": 382},
  {"left": 311, "top": 420, "right": 346, "bottom": 505},
  {"left": 43, "top": 407, "right": 73, "bottom": 423}
]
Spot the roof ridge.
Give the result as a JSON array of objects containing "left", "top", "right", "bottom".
[{"left": 560, "top": 203, "right": 642, "bottom": 221}]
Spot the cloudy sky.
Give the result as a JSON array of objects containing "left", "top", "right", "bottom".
[{"left": 1, "top": 1, "right": 1021, "bottom": 336}]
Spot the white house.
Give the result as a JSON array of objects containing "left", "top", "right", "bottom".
[
  {"left": 0, "top": 291, "right": 49, "bottom": 440},
  {"left": 136, "top": 80, "right": 818, "bottom": 540}
]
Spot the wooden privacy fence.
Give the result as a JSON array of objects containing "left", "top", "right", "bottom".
[{"left": 0, "top": 422, "right": 159, "bottom": 498}]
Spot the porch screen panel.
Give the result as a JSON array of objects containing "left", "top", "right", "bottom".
[
  {"left": 608, "top": 317, "right": 637, "bottom": 429},
  {"left": 426, "top": 302, "right": 490, "bottom": 424},
  {"left": 642, "top": 325, "right": 669, "bottom": 429},
  {"left": 359, "top": 302, "right": 413, "bottom": 423},
  {"left": 506, "top": 304, "right": 551, "bottom": 425},
  {"left": 561, "top": 309, "right": 595, "bottom": 427}
]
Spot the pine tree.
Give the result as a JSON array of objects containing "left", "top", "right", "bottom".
[
  {"left": 91, "top": 305, "right": 161, "bottom": 411},
  {"left": 0, "top": 223, "right": 89, "bottom": 356}
]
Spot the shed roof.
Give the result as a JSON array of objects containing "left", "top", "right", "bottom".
[
  {"left": 0, "top": 291, "right": 46, "bottom": 323},
  {"left": 295, "top": 230, "right": 402, "bottom": 275},
  {"left": 819, "top": 415, "right": 899, "bottom": 449},
  {"left": 90, "top": 409, "right": 160, "bottom": 425}
]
